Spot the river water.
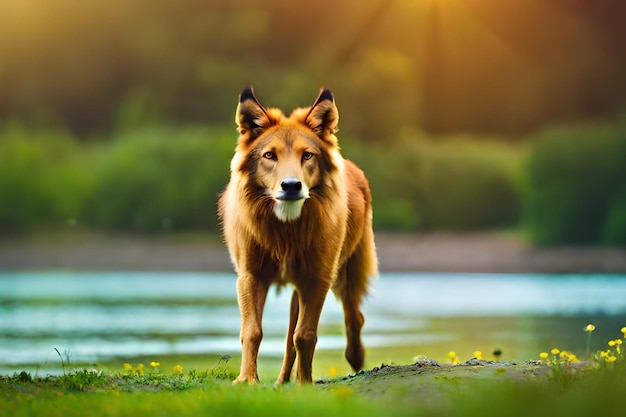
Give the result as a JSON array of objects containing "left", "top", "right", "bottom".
[{"left": 1, "top": 272, "right": 625, "bottom": 374}]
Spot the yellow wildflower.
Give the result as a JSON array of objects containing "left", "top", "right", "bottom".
[
  {"left": 606, "top": 355, "right": 618, "bottom": 363},
  {"left": 150, "top": 361, "right": 161, "bottom": 368},
  {"left": 550, "top": 348, "right": 560, "bottom": 355},
  {"left": 615, "top": 339, "right": 623, "bottom": 346},
  {"left": 448, "top": 351, "right": 460, "bottom": 365},
  {"left": 123, "top": 363, "right": 133, "bottom": 372},
  {"left": 137, "top": 363, "right": 145, "bottom": 375},
  {"left": 621, "top": 327, "right": 626, "bottom": 336},
  {"left": 173, "top": 365, "right": 183, "bottom": 375},
  {"left": 473, "top": 351, "right": 483, "bottom": 360},
  {"left": 567, "top": 353, "right": 579, "bottom": 363},
  {"left": 584, "top": 324, "right": 595, "bottom": 332},
  {"left": 608, "top": 340, "right": 616, "bottom": 347},
  {"left": 599, "top": 350, "right": 610, "bottom": 358},
  {"left": 539, "top": 352, "right": 549, "bottom": 359},
  {"left": 329, "top": 366, "right": 338, "bottom": 378}
]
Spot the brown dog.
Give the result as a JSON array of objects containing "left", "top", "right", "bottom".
[{"left": 218, "top": 87, "right": 377, "bottom": 384}]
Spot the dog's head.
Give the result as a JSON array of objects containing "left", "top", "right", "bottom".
[{"left": 232, "top": 87, "right": 340, "bottom": 222}]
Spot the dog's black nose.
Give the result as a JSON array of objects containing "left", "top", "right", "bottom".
[{"left": 281, "top": 178, "right": 302, "bottom": 192}]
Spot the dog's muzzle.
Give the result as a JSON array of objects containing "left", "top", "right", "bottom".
[{"left": 277, "top": 177, "right": 305, "bottom": 201}]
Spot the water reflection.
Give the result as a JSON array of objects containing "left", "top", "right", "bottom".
[{"left": 1, "top": 272, "right": 625, "bottom": 373}]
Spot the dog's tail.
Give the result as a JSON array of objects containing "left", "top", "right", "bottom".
[
  {"left": 358, "top": 216, "right": 379, "bottom": 294},
  {"left": 334, "top": 221, "right": 378, "bottom": 304}
]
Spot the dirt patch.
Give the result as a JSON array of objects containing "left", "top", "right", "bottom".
[
  {"left": 1, "top": 231, "right": 625, "bottom": 272},
  {"left": 317, "top": 359, "right": 551, "bottom": 401}
]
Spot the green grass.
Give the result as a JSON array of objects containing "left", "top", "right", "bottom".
[
  {"left": 0, "top": 362, "right": 379, "bottom": 417},
  {"left": 2, "top": 355, "right": 625, "bottom": 417},
  {"left": 3, "top": 323, "right": 626, "bottom": 417},
  {"left": 1, "top": 382, "right": 379, "bottom": 417}
]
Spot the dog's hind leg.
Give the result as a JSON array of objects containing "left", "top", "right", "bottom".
[
  {"left": 341, "top": 294, "right": 365, "bottom": 372},
  {"left": 275, "top": 290, "right": 299, "bottom": 385},
  {"left": 334, "top": 255, "right": 368, "bottom": 372},
  {"left": 233, "top": 273, "right": 270, "bottom": 385}
]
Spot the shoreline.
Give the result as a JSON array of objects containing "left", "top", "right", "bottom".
[{"left": 1, "top": 231, "right": 625, "bottom": 273}]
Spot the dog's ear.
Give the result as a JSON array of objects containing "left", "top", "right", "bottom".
[
  {"left": 305, "top": 88, "right": 339, "bottom": 143},
  {"left": 235, "top": 86, "right": 273, "bottom": 143}
]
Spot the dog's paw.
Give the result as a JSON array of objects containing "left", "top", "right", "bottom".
[
  {"left": 232, "top": 374, "right": 259, "bottom": 385},
  {"left": 274, "top": 376, "right": 290, "bottom": 386}
]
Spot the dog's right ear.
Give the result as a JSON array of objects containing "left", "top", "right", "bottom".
[{"left": 236, "top": 86, "right": 273, "bottom": 144}]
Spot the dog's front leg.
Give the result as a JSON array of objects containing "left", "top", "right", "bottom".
[
  {"left": 233, "top": 273, "right": 269, "bottom": 385},
  {"left": 293, "top": 282, "right": 331, "bottom": 383}
]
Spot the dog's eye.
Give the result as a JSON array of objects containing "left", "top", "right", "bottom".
[
  {"left": 262, "top": 151, "right": 275, "bottom": 160},
  {"left": 302, "top": 152, "right": 314, "bottom": 161}
]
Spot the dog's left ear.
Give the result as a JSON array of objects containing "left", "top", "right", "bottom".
[{"left": 305, "top": 88, "right": 339, "bottom": 143}]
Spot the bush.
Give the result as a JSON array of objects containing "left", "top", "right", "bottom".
[
  {"left": 524, "top": 118, "right": 626, "bottom": 245},
  {"left": 416, "top": 138, "right": 522, "bottom": 230},
  {"left": 0, "top": 126, "right": 91, "bottom": 233},
  {"left": 343, "top": 134, "right": 523, "bottom": 231},
  {"left": 343, "top": 137, "right": 423, "bottom": 230},
  {"left": 601, "top": 185, "right": 626, "bottom": 245},
  {"left": 0, "top": 125, "right": 524, "bottom": 235},
  {"left": 82, "top": 126, "right": 233, "bottom": 232}
]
